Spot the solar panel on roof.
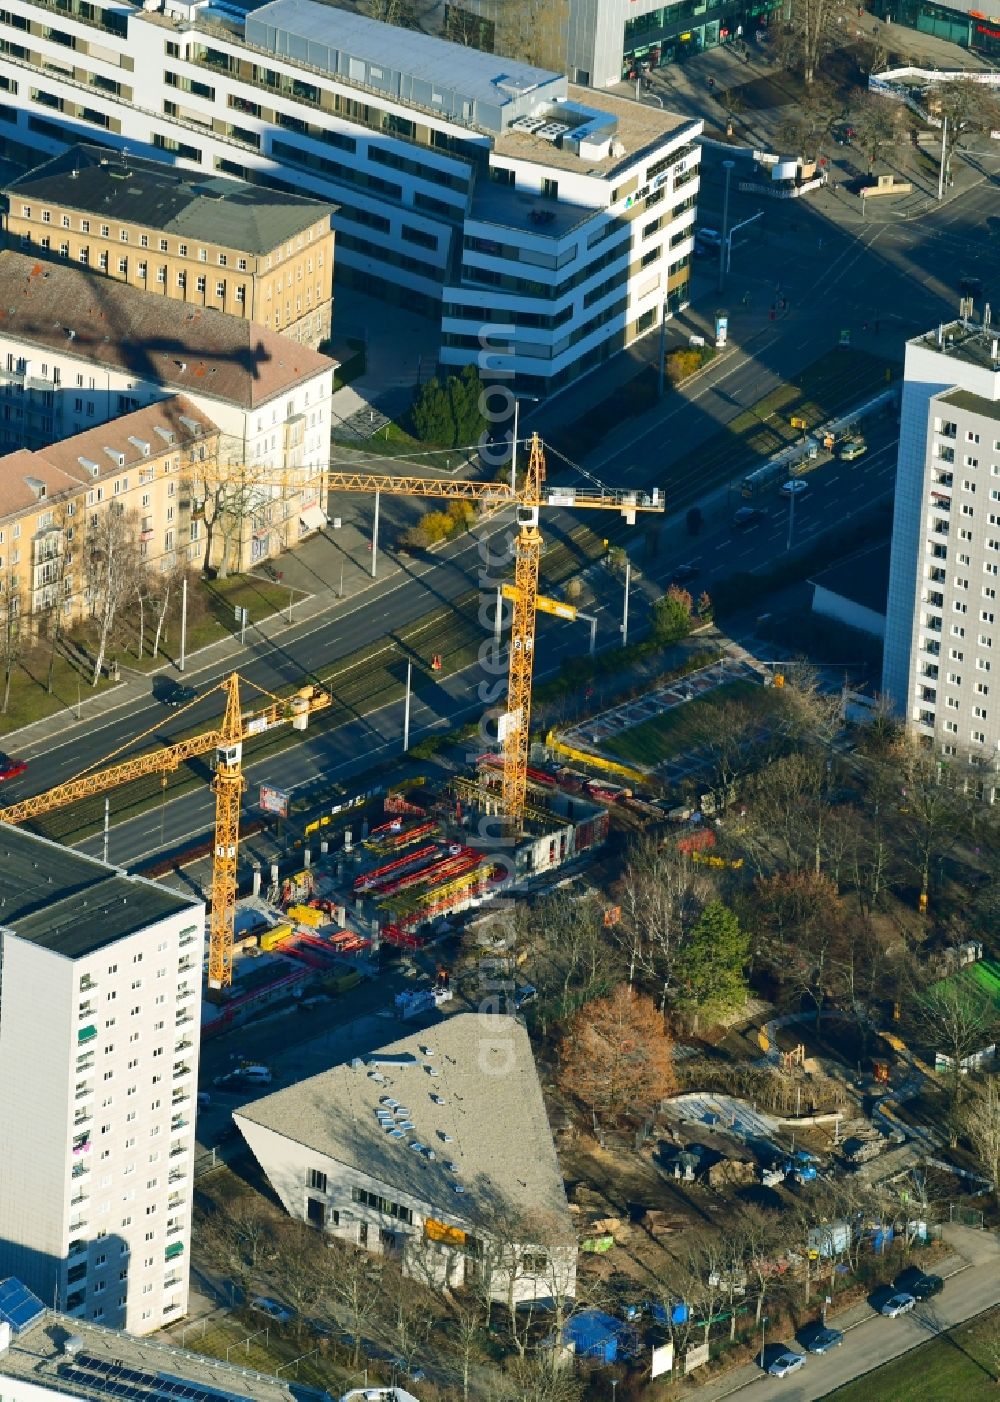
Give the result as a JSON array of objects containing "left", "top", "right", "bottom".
[{"left": 0, "top": 1277, "right": 45, "bottom": 1333}]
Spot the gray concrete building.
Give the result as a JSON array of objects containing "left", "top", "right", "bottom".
[
  {"left": 883, "top": 317, "right": 1000, "bottom": 794},
  {"left": 0, "top": 828, "right": 204, "bottom": 1334},
  {"left": 234, "top": 1012, "right": 576, "bottom": 1305}
]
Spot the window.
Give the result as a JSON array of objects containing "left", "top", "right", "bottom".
[
  {"left": 41, "top": 210, "right": 51, "bottom": 224},
  {"left": 157, "top": 266, "right": 166, "bottom": 284},
  {"left": 140, "top": 234, "right": 148, "bottom": 248},
  {"left": 215, "top": 281, "right": 225, "bottom": 298},
  {"left": 100, "top": 224, "right": 109, "bottom": 238},
  {"left": 949, "top": 649, "right": 964, "bottom": 662},
  {"left": 977, "top": 658, "right": 992, "bottom": 672},
  {"left": 159, "top": 238, "right": 168, "bottom": 252},
  {"left": 974, "top": 705, "right": 988, "bottom": 719},
  {"left": 238, "top": 257, "right": 247, "bottom": 270},
  {"left": 118, "top": 257, "right": 127, "bottom": 274},
  {"left": 967, "top": 430, "right": 980, "bottom": 444},
  {"left": 946, "top": 672, "right": 962, "bottom": 686},
  {"left": 945, "top": 719, "right": 959, "bottom": 733},
  {"left": 196, "top": 275, "right": 206, "bottom": 294},
  {"left": 235, "top": 285, "right": 245, "bottom": 304},
  {"left": 964, "top": 480, "right": 977, "bottom": 493},
  {"left": 177, "top": 271, "right": 186, "bottom": 289},
  {"left": 975, "top": 682, "right": 989, "bottom": 696},
  {"left": 980, "top": 635, "right": 993, "bottom": 648},
  {"left": 954, "top": 601, "right": 968, "bottom": 614},
  {"left": 972, "top": 729, "right": 987, "bottom": 744},
  {"left": 218, "top": 253, "right": 227, "bottom": 266},
  {"left": 137, "top": 261, "right": 147, "bottom": 279},
  {"left": 307, "top": 1168, "right": 327, "bottom": 1192},
  {"left": 178, "top": 243, "right": 187, "bottom": 256},
  {"left": 983, "top": 611, "right": 995, "bottom": 624},
  {"left": 954, "top": 577, "right": 969, "bottom": 591}
]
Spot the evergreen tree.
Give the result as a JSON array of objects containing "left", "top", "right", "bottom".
[{"left": 674, "top": 901, "right": 749, "bottom": 1025}]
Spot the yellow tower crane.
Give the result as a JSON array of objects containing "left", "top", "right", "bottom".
[
  {"left": 319, "top": 432, "right": 664, "bottom": 828},
  {"left": 0, "top": 672, "right": 330, "bottom": 990}
]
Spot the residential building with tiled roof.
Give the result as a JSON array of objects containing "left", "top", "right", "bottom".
[{"left": 4, "top": 145, "right": 336, "bottom": 348}]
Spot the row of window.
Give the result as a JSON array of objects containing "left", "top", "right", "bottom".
[{"left": 22, "top": 207, "right": 251, "bottom": 267}]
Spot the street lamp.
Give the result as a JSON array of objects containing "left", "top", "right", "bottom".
[{"left": 718, "top": 159, "right": 735, "bottom": 294}]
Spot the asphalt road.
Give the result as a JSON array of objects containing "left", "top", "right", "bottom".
[
  {"left": 702, "top": 1224, "right": 1000, "bottom": 1400},
  {"left": 7, "top": 146, "right": 993, "bottom": 854}
]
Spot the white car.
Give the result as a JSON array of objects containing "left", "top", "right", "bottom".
[
  {"left": 767, "top": 1349, "right": 806, "bottom": 1377},
  {"left": 881, "top": 1292, "right": 916, "bottom": 1317},
  {"left": 780, "top": 479, "right": 809, "bottom": 497},
  {"left": 250, "top": 1296, "right": 293, "bottom": 1323}
]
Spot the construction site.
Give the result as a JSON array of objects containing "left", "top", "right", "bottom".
[{"left": 0, "top": 435, "right": 663, "bottom": 1024}]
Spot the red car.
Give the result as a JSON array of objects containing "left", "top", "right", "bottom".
[{"left": 0, "top": 751, "right": 27, "bottom": 782}]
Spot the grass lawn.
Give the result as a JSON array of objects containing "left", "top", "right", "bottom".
[
  {"left": 0, "top": 645, "right": 118, "bottom": 737},
  {"left": 177, "top": 1313, "right": 354, "bottom": 1394},
  {"left": 824, "top": 1307, "right": 1000, "bottom": 1401},
  {"left": 601, "top": 678, "right": 780, "bottom": 766}
]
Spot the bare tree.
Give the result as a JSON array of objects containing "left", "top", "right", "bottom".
[
  {"left": 852, "top": 91, "right": 909, "bottom": 176},
  {"left": 962, "top": 1076, "right": 1000, "bottom": 1200},
  {"left": 269, "top": 1220, "right": 331, "bottom": 1326},
  {"left": 85, "top": 504, "right": 140, "bottom": 687},
  {"left": 0, "top": 566, "right": 22, "bottom": 714},
  {"left": 192, "top": 441, "right": 281, "bottom": 578},
  {"left": 909, "top": 977, "right": 999, "bottom": 1128},
  {"left": 197, "top": 1195, "right": 278, "bottom": 1301},
  {"left": 779, "top": 0, "right": 839, "bottom": 84},
  {"left": 327, "top": 1238, "right": 385, "bottom": 1368},
  {"left": 614, "top": 837, "right": 709, "bottom": 1000}
]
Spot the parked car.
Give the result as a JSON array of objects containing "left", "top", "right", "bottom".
[
  {"left": 0, "top": 751, "right": 27, "bottom": 782},
  {"left": 250, "top": 1297, "right": 293, "bottom": 1323},
  {"left": 161, "top": 681, "right": 198, "bottom": 707},
  {"left": 695, "top": 226, "right": 722, "bottom": 251},
  {"left": 733, "top": 506, "right": 766, "bottom": 529},
  {"left": 803, "top": 1325, "right": 844, "bottom": 1354},
  {"left": 895, "top": 1268, "right": 944, "bottom": 1300},
  {"left": 767, "top": 1348, "right": 806, "bottom": 1377},
  {"left": 779, "top": 479, "right": 809, "bottom": 497},
  {"left": 838, "top": 436, "right": 868, "bottom": 462},
  {"left": 881, "top": 1292, "right": 916, "bottom": 1317}
]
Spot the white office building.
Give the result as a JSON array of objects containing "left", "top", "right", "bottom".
[
  {"left": 0, "top": 0, "right": 701, "bottom": 391},
  {"left": 0, "top": 828, "right": 204, "bottom": 1335},
  {"left": 883, "top": 316, "right": 1000, "bottom": 793}
]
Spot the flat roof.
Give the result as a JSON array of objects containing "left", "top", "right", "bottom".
[
  {"left": 235, "top": 1011, "right": 573, "bottom": 1237},
  {"left": 910, "top": 319, "right": 1000, "bottom": 374},
  {"left": 0, "top": 827, "right": 198, "bottom": 959},
  {"left": 493, "top": 85, "right": 698, "bottom": 176},
  {"left": 246, "top": 0, "right": 563, "bottom": 132},
  {"left": 5, "top": 145, "right": 334, "bottom": 255},
  {"left": 0, "top": 252, "right": 335, "bottom": 410},
  {"left": 810, "top": 543, "right": 889, "bottom": 616},
  {"left": 938, "top": 386, "right": 1000, "bottom": 424},
  {"left": 0, "top": 1308, "right": 325, "bottom": 1402}
]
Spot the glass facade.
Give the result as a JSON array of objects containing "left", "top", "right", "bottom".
[
  {"left": 623, "top": 0, "right": 780, "bottom": 74},
  {"left": 872, "top": 0, "right": 974, "bottom": 49}
]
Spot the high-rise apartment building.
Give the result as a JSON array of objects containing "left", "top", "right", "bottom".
[
  {"left": 884, "top": 316, "right": 1000, "bottom": 794},
  {"left": 0, "top": 826, "right": 204, "bottom": 1335},
  {"left": 0, "top": 0, "right": 701, "bottom": 391}
]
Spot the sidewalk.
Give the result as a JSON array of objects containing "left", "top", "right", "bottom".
[{"left": 689, "top": 1224, "right": 1000, "bottom": 1400}]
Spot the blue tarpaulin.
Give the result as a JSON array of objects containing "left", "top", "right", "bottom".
[{"left": 563, "top": 1310, "right": 621, "bottom": 1362}]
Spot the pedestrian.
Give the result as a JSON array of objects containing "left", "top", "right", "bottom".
[{"left": 818, "top": 236, "right": 824, "bottom": 250}]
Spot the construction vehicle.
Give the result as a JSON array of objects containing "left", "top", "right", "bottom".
[
  {"left": 0, "top": 672, "right": 330, "bottom": 991},
  {"left": 320, "top": 435, "right": 663, "bottom": 828}
]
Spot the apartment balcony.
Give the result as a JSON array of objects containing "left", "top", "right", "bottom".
[
  {"left": 924, "top": 591, "right": 945, "bottom": 609},
  {"left": 163, "top": 1300, "right": 183, "bottom": 1316},
  {"left": 66, "top": 1262, "right": 87, "bottom": 1286},
  {"left": 920, "top": 686, "right": 937, "bottom": 703},
  {"left": 164, "top": 1275, "right": 183, "bottom": 1292},
  {"left": 77, "top": 1002, "right": 95, "bottom": 1021},
  {"left": 65, "top": 1292, "right": 86, "bottom": 1315},
  {"left": 77, "top": 1024, "right": 98, "bottom": 1045},
  {"left": 928, "top": 567, "right": 946, "bottom": 585},
  {"left": 921, "top": 638, "right": 941, "bottom": 657},
  {"left": 166, "top": 1223, "right": 185, "bottom": 1238},
  {"left": 932, "top": 521, "right": 950, "bottom": 536},
  {"left": 178, "top": 930, "right": 198, "bottom": 948},
  {"left": 169, "top": 1144, "right": 189, "bottom": 1161},
  {"left": 925, "top": 617, "right": 943, "bottom": 633},
  {"left": 76, "top": 1054, "right": 96, "bottom": 1074},
  {"left": 177, "top": 957, "right": 196, "bottom": 975},
  {"left": 921, "top": 664, "right": 940, "bottom": 681},
  {"left": 79, "top": 975, "right": 97, "bottom": 993},
  {"left": 71, "top": 1162, "right": 89, "bottom": 1180},
  {"left": 934, "top": 470, "right": 954, "bottom": 487},
  {"left": 72, "top": 1112, "right": 93, "bottom": 1133},
  {"left": 917, "top": 709, "right": 936, "bottom": 727},
  {"left": 74, "top": 1082, "right": 94, "bottom": 1103},
  {"left": 929, "top": 494, "right": 951, "bottom": 513},
  {"left": 68, "top": 1217, "right": 88, "bottom": 1235},
  {"left": 938, "top": 423, "right": 958, "bottom": 439},
  {"left": 171, "top": 1117, "right": 189, "bottom": 1135},
  {"left": 67, "top": 1239, "right": 87, "bottom": 1260},
  {"left": 176, "top": 984, "right": 195, "bottom": 1003},
  {"left": 173, "top": 1064, "right": 193, "bottom": 1081},
  {"left": 168, "top": 1193, "right": 185, "bottom": 1212}
]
